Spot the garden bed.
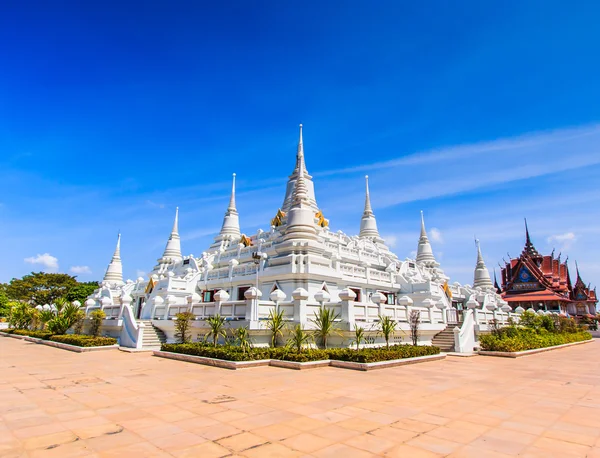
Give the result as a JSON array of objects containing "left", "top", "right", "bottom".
[
  {"left": 0, "top": 329, "right": 118, "bottom": 351},
  {"left": 479, "top": 330, "right": 592, "bottom": 353},
  {"left": 479, "top": 339, "right": 593, "bottom": 358},
  {"left": 155, "top": 343, "right": 442, "bottom": 371}
]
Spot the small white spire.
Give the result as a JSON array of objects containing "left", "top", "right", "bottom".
[
  {"left": 416, "top": 211, "right": 436, "bottom": 264},
  {"left": 104, "top": 233, "right": 124, "bottom": 284},
  {"left": 215, "top": 173, "right": 241, "bottom": 242},
  {"left": 359, "top": 175, "right": 380, "bottom": 239},
  {"left": 160, "top": 207, "right": 183, "bottom": 262},
  {"left": 473, "top": 238, "right": 494, "bottom": 289},
  {"left": 228, "top": 173, "right": 237, "bottom": 212}
]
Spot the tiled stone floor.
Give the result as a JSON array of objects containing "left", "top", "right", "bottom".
[{"left": 1, "top": 337, "right": 600, "bottom": 457}]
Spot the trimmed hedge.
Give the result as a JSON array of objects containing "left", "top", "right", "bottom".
[
  {"left": 0, "top": 329, "right": 53, "bottom": 339},
  {"left": 160, "top": 343, "right": 440, "bottom": 362},
  {"left": 1, "top": 329, "right": 117, "bottom": 347},
  {"left": 50, "top": 335, "right": 117, "bottom": 347},
  {"left": 479, "top": 329, "right": 591, "bottom": 352}
]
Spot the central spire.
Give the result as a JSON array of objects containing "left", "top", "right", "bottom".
[
  {"left": 359, "top": 175, "right": 381, "bottom": 240},
  {"left": 416, "top": 211, "right": 436, "bottom": 264},
  {"left": 103, "top": 233, "right": 124, "bottom": 285},
  {"left": 160, "top": 207, "right": 183, "bottom": 262},
  {"left": 281, "top": 124, "right": 319, "bottom": 213},
  {"left": 473, "top": 238, "right": 493, "bottom": 289}
]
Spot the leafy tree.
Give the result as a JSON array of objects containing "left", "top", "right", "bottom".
[
  {"left": 89, "top": 310, "right": 106, "bottom": 337},
  {"left": 265, "top": 309, "right": 286, "bottom": 347},
  {"left": 47, "top": 301, "right": 85, "bottom": 335},
  {"left": 310, "top": 306, "right": 341, "bottom": 349},
  {"left": 65, "top": 282, "right": 99, "bottom": 304},
  {"left": 409, "top": 310, "right": 421, "bottom": 346},
  {"left": 286, "top": 324, "right": 313, "bottom": 352},
  {"left": 236, "top": 326, "right": 252, "bottom": 354},
  {"left": 0, "top": 289, "right": 10, "bottom": 317},
  {"left": 206, "top": 314, "right": 227, "bottom": 346},
  {"left": 350, "top": 324, "right": 365, "bottom": 351},
  {"left": 174, "top": 312, "right": 194, "bottom": 343},
  {"left": 6, "top": 272, "right": 78, "bottom": 305},
  {"left": 378, "top": 314, "right": 397, "bottom": 348}
]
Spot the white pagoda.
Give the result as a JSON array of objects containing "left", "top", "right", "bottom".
[{"left": 85, "top": 125, "right": 508, "bottom": 349}]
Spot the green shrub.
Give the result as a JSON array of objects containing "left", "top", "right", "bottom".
[
  {"left": 480, "top": 329, "right": 591, "bottom": 352},
  {"left": 89, "top": 309, "right": 106, "bottom": 337},
  {"left": 2, "top": 329, "right": 54, "bottom": 339},
  {"left": 50, "top": 334, "right": 117, "bottom": 347},
  {"left": 160, "top": 342, "right": 440, "bottom": 363},
  {"left": 174, "top": 311, "right": 194, "bottom": 343}
]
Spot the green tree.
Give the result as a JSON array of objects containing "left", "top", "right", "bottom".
[
  {"left": 6, "top": 272, "right": 78, "bottom": 305},
  {"left": 89, "top": 310, "right": 106, "bottom": 337},
  {"left": 236, "top": 326, "right": 252, "bottom": 354},
  {"left": 286, "top": 324, "right": 313, "bottom": 353},
  {"left": 206, "top": 314, "right": 227, "bottom": 346},
  {"left": 378, "top": 315, "right": 397, "bottom": 348},
  {"left": 310, "top": 306, "right": 341, "bottom": 349},
  {"left": 174, "top": 312, "right": 194, "bottom": 343},
  {"left": 350, "top": 324, "right": 365, "bottom": 351},
  {"left": 0, "top": 289, "right": 9, "bottom": 317},
  {"left": 265, "top": 309, "right": 286, "bottom": 347},
  {"left": 65, "top": 282, "right": 99, "bottom": 304}
]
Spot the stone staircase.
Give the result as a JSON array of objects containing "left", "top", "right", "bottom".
[
  {"left": 138, "top": 320, "right": 167, "bottom": 349},
  {"left": 431, "top": 325, "right": 458, "bottom": 352}
]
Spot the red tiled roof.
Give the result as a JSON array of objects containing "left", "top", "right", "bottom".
[{"left": 502, "top": 290, "right": 570, "bottom": 302}]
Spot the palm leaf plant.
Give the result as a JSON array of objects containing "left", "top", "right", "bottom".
[
  {"left": 310, "top": 306, "right": 341, "bottom": 349},
  {"left": 350, "top": 324, "right": 365, "bottom": 351},
  {"left": 286, "top": 324, "right": 313, "bottom": 353},
  {"left": 236, "top": 326, "right": 252, "bottom": 354},
  {"left": 265, "top": 308, "right": 286, "bottom": 347},
  {"left": 205, "top": 314, "right": 227, "bottom": 346},
  {"left": 378, "top": 314, "right": 397, "bottom": 348}
]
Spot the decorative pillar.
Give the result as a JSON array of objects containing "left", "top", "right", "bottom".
[
  {"left": 371, "top": 291, "right": 387, "bottom": 317},
  {"left": 292, "top": 287, "right": 309, "bottom": 326},
  {"left": 214, "top": 289, "right": 230, "bottom": 316},
  {"left": 244, "top": 286, "right": 262, "bottom": 327},
  {"left": 339, "top": 287, "right": 357, "bottom": 328},
  {"left": 269, "top": 289, "right": 286, "bottom": 313}
]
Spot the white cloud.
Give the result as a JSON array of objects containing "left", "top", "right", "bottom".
[
  {"left": 24, "top": 253, "right": 59, "bottom": 272},
  {"left": 430, "top": 228, "right": 443, "bottom": 243},
  {"left": 70, "top": 265, "right": 91, "bottom": 274},
  {"left": 547, "top": 232, "right": 577, "bottom": 250}
]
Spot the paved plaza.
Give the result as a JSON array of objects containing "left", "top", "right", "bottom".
[{"left": 1, "top": 338, "right": 600, "bottom": 457}]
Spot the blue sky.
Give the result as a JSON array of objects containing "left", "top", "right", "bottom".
[{"left": 1, "top": 1, "right": 599, "bottom": 288}]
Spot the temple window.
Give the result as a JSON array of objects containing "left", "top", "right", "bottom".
[
  {"left": 350, "top": 287, "right": 362, "bottom": 302},
  {"left": 237, "top": 286, "right": 251, "bottom": 300},
  {"left": 203, "top": 290, "right": 217, "bottom": 302}
]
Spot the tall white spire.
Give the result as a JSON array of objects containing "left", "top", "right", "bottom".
[
  {"left": 284, "top": 169, "right": 318, "bottom": 241},
  {"left": 281, "top": 124, "right": 319, "bottom": 213},
  {"left": 216, "top": 173, "right": 241, "bottom": 241},
  {"left": 359, "top": 175, "right": 381, "bottom": 239},
  {"left": 473, "top": 238, "right": 494, "bottom": 289},
  {"left": 160, "top": 207, "right": 183, "bottom": 262},
  {"left": 416, "top": 211, "right": 436, "bottom": 264},
  {"left": 104, "top": 233, "right": 124, "bottom": 285}
]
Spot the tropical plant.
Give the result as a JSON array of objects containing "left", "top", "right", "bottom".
[
  {"left": 286, "top": 324, "right": 313, "bottom": 352},
  {"left": 265, "top": 308, "right": 286, "bottom": 347},
  {"left": 89, "top": 309, "right": 106, "bottom": 337},
  {"left": 236, "top": 326, "right": 252, "bottom": 354},
  {"left": 174, "top": 311, "right": 194, "bottom": 343},
  {"left": 409, "top": 310, "right": 421, "bottom": 346},
  {"left": 38, "top": 309, "right": 56, "bottom": 330},
  {"left": 310, "top": 306, "right": 341, "bottom": 349},
  {"left": 206, "top": 314, "right": 227, "bottom": 346},
  {"left": 46, "top": 302, "right": 84, "bottom": 335},
  {"left": 378, "top": 314, "right": 397, "bottom": 348},
  {"left": 8, "top": 302, "right": 36, "bottom": 329},
  {"left": 350, "top": 324, "right": 365, "bottom": 351}
]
